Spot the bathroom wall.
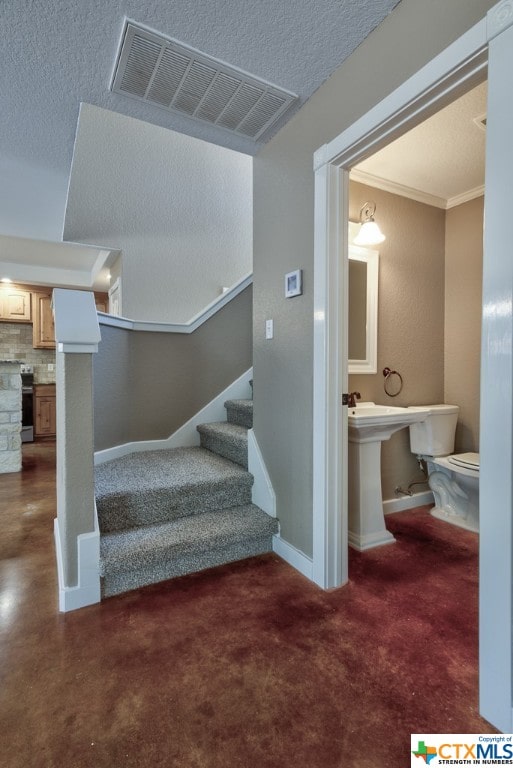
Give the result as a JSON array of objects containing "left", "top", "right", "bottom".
[
  {"left": 349, "top": 185, "right": 484, "bottom": 498},
  {"left": 444, "top": 196, "right": 483, "bottom": 452},
  {"left": 348, "top": 180, "right": 446, "bottom": 499}
]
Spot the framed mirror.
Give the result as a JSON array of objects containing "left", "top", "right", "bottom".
[{"left": 348, "top": 222, "right": 379, "bottom": 374}]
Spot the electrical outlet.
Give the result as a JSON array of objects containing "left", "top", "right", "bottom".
[{"left": 48, "top": 363, "right": 54, "bottom": 372}]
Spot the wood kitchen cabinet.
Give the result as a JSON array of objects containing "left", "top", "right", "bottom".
[
  {"left": 1, "top": 284, "right": 108, "bottom": 348},
  {"left": 0, "top": 286, "right": 32, "bottom": 322},
  {"left": 32, "top": 292, "right": 55, "bottom": 349},
  {"left": 34, "top": 384, "right": 56, "bottom": 438}
]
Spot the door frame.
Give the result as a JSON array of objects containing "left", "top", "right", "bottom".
[{"left": 312, "top": 3, "right": 513, "bottom": 732}]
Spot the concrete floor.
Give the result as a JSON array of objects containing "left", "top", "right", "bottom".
[{"left": 0, "top": 442, "right": 495, "bottom": 768}]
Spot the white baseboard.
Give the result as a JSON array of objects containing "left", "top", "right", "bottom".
[
  {"left": 247, "top": 428, "right": 276, "bottom": 517},
  {"left": 95, "top": 368, "right": 253, "bottom": 465},
  {"left": 383, "top": 490, "right": 434, "bottom": 515},
  {"left": 54, "top": 514, "right": 101, "bottom": 612},
  {"left": 272, "top": 534, "right": 313, "bottom": 581},
  {"left": 348, "top": 528, "right": 396, "bottom": 551}
]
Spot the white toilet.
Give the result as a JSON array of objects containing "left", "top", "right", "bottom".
[{"left": 408, "top": 405, "right": 480, "bottom": 533}]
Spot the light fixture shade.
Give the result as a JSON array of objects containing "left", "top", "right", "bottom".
[
  {"left": 353, "top": 220, "right": 386, "bottom": 246},
  {"left": 353, "top": 200, "right": 386, "bottom": 246}
]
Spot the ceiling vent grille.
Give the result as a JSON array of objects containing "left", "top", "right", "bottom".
[{"left": 111, "top": 21, "right": 298, "bottom": 141}]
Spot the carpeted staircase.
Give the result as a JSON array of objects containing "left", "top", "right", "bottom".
[{"left": 95, "top": 397, "right": 278, "bottom": 598}]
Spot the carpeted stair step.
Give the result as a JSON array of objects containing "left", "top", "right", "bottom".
[
  {"left": 99, "top": 504, "right": 279, "bottom": 597},
  {"left": 224, "top": 398, "right": 253, "bottom": 428},
  {"left": 197, "top": 421, "right": 248, "bottom": 468},
  {"left": 95, "top": 447, "right": 253, "bottom": 533}
]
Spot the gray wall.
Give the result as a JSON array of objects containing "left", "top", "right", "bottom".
[
  {"left": 253, "top": 0, "right": 495, "bottom": 558},
  {"left": 94, "top": 287, "right": 252, "bottom": 451}
]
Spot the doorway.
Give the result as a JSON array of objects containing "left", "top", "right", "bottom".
[
  {"left": 347, "top": 79, "right": 486, "bottom": 519},
  {"left": 312, "top": 10, "right": 513, "bottom": 732}
]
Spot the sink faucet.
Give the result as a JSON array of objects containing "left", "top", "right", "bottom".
[{"left": 348, "top": 391, "right": 361, "bottom": 408}]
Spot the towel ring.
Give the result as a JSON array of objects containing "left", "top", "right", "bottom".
[{"left": 383, "top": 367, "right": 403, "bottom": 397}]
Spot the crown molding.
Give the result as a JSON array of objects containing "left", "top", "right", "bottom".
[
  {"left": 350, "top": 169, "right": 484, "bottom": 210},
  {"left": 350, "top": 169, "right": 446, "bottom": 208},
  {"left": 446, "top": 185, "right": 485, "bottom": 209}
]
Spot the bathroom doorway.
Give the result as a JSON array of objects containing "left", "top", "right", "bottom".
[
  {"left": 313, "top": 12, "right": 513, "bottom": 732},
  {"left": 347, "top": 80, "right": 485, "bottom": 522}
]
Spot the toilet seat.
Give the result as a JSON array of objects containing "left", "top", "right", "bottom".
[{"left": 449, "top": 452, "right": 480, "bottom": 471}]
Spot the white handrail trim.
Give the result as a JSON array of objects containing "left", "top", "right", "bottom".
[{"left": 99, "top": 272, "right": 253, "bottom": 334}]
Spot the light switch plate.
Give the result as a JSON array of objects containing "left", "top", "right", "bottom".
[{"left": 265, "top": 319, "right": 273, "bottom": 339}]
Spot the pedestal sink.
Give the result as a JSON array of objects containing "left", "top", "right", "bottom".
[{"left": 348, "top": 402, "right": 428, "bottom": 551}]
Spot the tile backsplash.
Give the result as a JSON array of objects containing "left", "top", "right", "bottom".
[{"left": 0, "top": 323, "right": 55, "bottom": 383}]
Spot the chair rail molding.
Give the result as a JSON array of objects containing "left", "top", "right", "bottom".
[{"left": 99, "top": 273, "right": 252, "bottom": 334}]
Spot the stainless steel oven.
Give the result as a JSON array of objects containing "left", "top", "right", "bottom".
[{"left": 21, "top": 366, "right": 34, "bottom": 443}]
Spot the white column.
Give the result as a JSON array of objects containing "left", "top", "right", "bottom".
[
  {"left": 53, "top": 289, "right": 101, "bottom": 611},
  {"left": 348, "top": 439, "right": 396, "bottom": 551}
]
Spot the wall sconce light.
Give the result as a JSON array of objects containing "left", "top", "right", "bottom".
[{"left": 353, "top": 201, "right": 385, "bottom": 246}]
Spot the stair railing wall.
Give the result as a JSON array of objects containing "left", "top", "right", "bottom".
[
  {"left": 51, "top": 281, "right": 252, "bottom": 612},
  {"left": 94, "top": 285, "right": 253, "bottom": 452}
]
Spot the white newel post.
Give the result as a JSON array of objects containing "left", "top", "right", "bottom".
[{"left": 53, "top": 289, "right": 101, "bottom": 612}]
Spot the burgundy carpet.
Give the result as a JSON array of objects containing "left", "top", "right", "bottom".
[{"left": 1, "top": 481, "right": 495, "bottom": 767}]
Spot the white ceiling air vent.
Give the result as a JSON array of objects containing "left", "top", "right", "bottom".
[{"left": 111, "top": 21, "right": 298, "bottom": 142}]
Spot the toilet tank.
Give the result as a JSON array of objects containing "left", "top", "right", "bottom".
[{"left": 408, "top": 404, "right": 459, "bottom": 457}]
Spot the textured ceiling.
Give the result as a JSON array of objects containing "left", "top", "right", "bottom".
[
  {"left": 0, "top": 0, "right": 400, "bottom": 185},
  {"left": 353, "top": 80, "right": 487, "bottom": 207}
]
